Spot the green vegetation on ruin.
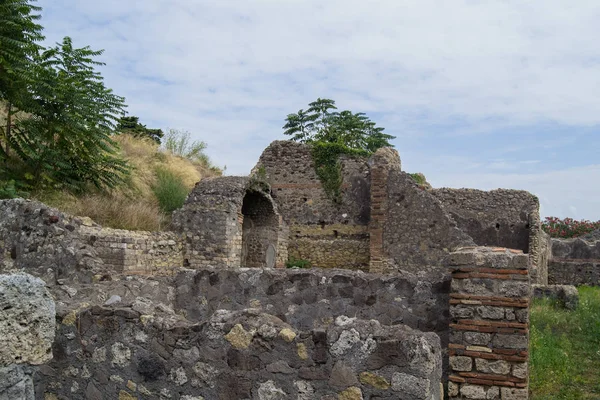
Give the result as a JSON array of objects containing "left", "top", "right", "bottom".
[{"left": 283, "top": 98, "right": 395, "bottom": 203}]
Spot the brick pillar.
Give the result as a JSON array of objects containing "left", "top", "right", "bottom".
[
  {"left": 447, "top": 247, "right": 530, "bottom": 400},
  {"left": 368, "top": 148, "right": 400, "bottom": 273},
  {"left": 368, "top": 161, "right": 388, "bottom": 273}
]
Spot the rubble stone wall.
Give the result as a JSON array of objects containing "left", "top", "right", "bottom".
[
  {"left": 254, "top": 141, "right": 372, "bottom": 270},
  {"left": 528, "top": 229, "right": 552, "bottom": 285},
  {"left": 447, "top": 247, "right": 530, "bottom": 400},
  {"left": 172, "top": 177, "right": 289, "bottom": 269},
  {"left": 37, "top": 269, "right": 444, "bottom": 400},
  {"left": 548, "top": 238, "right": 600, "bottom": 286},
  {"left": 80, "top": 227, "right": 183, "bottom": 275},
  {"left": 383, "top": 171, "right": 475, "bottom": 273},
  {"left": 432, "top": 189, "right": 539, "bottom": 253},
  {"left": 175, "top": 267, "right": 451, "bottom": 336},
  {"left": 1, "top": 273, "right": 56, "bottom": 400},
  {"left": 0, "top": 199, "right": 183, "bottom": 281}
]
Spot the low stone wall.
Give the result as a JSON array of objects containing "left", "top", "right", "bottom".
[
  {"left": 175, "top": 267, "right": 451, "bottom": 337},
  {"left": 0, "top": 199, "right": 183, "bottom": 281},
  {"left": 39, "top": 305, "right": 442, "bottom": 400},
  {"left": 81, "top": 227, "right": 183, "bottom": 275},
  {"left": 548, "top": 238, "right": 600, "bottom": 286},
  {"left": 288, "top": 224, "right": 369, "bottom": 269},
  {"left": 447, "top": 247, "right": 530, "bottom": 400},
  {"left": 532, "top": 284, "right": 578, "bottom": 310},
  {"left": 548, "top": 259, "right": 600, "bottom": 286}
]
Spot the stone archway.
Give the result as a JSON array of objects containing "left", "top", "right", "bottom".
[{"left": 241, "top": 190, "right": 280, "bottom": 268}]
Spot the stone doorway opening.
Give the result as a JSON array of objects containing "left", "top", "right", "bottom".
[{"left": 241, "top": 190, "right": 279, "bottom": 267}]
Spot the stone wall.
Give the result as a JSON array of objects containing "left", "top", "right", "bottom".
[
  {"left": 432, "top": 189, "right": 539, "bottom": 253},
  {"left": 254, "top": 141, "right": 372, "bottom": 270},
  {"left": 0, "top": 199, "right": 182, "bottom": 281},
  {"left": 175, "top": 267, "right": 451, "bottom": 336},
  {"left": 80, "top": 227, "right": 183, "bottom": 276},
  {"left": 528, "top": 229, "right": 551, "bottom": 285},
  {"left": 1, "top": 273, "right": 56, "bottom": 400},
  {"left": 36, "top": 267, "right": 444, "bottom": 400},
  {"left": 447, "top": 247, "right": 530, "bottom": 400},
  {"left": 368, "top": 147, "right": 400, "bottom": 273},
  {"left": 383, "top": 171, "right": 475, "bottom": 273},
  {"left": 548, "top": 238, "right": 600, "bottom": 286},
  {"left": 172, "top": 177, "right": 289, "bottom": 269},
  {"left": 0, "top": 199, "right": 106, "bottom": 283}
]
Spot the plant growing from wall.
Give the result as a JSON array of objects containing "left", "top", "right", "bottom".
[
  {"left": 312, "top": 142, "right": 368, "bottom": 203},
  {"left": 286, "top": 257, "right": 311, "bottom": 269},
  {"left": 283, "top": 98, "right": 395, "bottom": 202}
]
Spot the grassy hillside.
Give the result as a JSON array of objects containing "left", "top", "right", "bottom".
[{"left": 34, "top": 134, "right": 221, "bottom": 231}]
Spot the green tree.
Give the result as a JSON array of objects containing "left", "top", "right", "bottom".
[
  {"left": 283, "top": 98, "right": 395, "bottom": 153},
  {"left": 9, "top": 37, "right": 129, "bottom": 190},
  {"left": 117, "top": 115, "right": 164, "bottom": 144},
  {"left": 0, "top": 0, "right": 44, "bottom": 159}
]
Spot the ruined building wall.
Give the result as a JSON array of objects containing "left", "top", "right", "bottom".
[
  {"left": 254, "top": 140, "right": 371, "bottom": 270},
  {"left": 447, "top": 247, "right": 530, "bottom": 400},
  {"left": 171, "top": 177, "right": 247, "bottom": 268},
  {"left": 34, "top": 267, "right": 446, "bottom": 400},
  {"left": 383, "top": 170, "right": 475, "bottom": 273},
  {"left": 41, "top": 305, "right": 442, "bottom": 400},
  {"left": 432, "top": 188, "right": 548, "bottom": 285},
  {"left": 548, "top": 237, "right": 600, "bottom": 286},
  {"left": 0, "top": 199, "right": 183, "bottom": 281},
  {"left": 175, "top": 267, "right": 451, "bottom": 336},
  {"left": 431, "top": 188, "right": 539, "bottom": 253},
  {"left": 172, "top": 176, "right": 288, "bottom": 269}
]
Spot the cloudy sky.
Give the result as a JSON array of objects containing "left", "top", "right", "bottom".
[{"left": 37, "top": 0, "right": 600, "bottom": 219}]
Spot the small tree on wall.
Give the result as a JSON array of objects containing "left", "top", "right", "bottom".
[
  {"left": 283, "top": 98, "right": 395, "bottom": 153},
  {"left": 283, "top": 98, "right": 396, "bottom": 202}
]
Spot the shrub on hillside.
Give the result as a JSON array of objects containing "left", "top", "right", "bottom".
[
  {"left": 152, "top": 167, "right": 189, "bottom": 213},
  {"left": 542, "top": 216, "right": 600, "bottom": 239}
]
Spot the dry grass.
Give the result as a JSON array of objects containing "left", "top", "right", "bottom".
[
  {"left": 38, "top": 134, "right": 221, "bottom": 231},
  {"left": 45, "top": 192, "right": 168, "bottom": 231}
]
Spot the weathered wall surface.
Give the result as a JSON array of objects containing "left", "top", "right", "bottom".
[
  {"left": 80, "top": 227, "right": 183, "bottom": 276},
  {"left": 383, "top": 171, "right": 475, "bottom": 273},
  {"left": 254, "top": 141, "right": 371, "bottom": 270},
  {"left": 39, "top": 295, "right": 442, "bottom": 399},
  {"left": 0, "top": 199, "right": 105, "bottom": 283},
  {"left": 1, "top": 273, "right": 56, "bottom": 400},
  {"left": 548, "top": 238, "right": 600, "bottom": 286},
  {"left": 0, "top": 199, "right": 183, "bottom": 281},
  {"left": 172, "top": 177, "right": 288, "bottom": 269},
  {"left": 432, "top": 188, "right": 539, "bottom": 253},
  {"left": 175, "top": 267, "right": 451, "bottom": 336},
  {"left": 447, "top": 247, "right": 530, "bottom": 400},
  {"left": 172, "top": 177, "right": 248, "bottom": 268},
  {"left": 528, "top": 229, "right": 551, "bottom": 285}
]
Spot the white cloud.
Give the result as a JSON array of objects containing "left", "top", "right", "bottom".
[{"left": 37, "top": 0, "right": 600, "bottom": 219}]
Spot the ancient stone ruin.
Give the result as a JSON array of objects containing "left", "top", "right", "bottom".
[{"left": 1, "top": 140, "right": 576, "bottom": 400}]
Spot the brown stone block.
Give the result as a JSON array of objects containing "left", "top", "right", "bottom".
[
  {"left": 448, "top": 375, "right": 466, "bottom": 383},
  {"left": 465, "top": 378, "right": 496, "bottom": 386}
]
